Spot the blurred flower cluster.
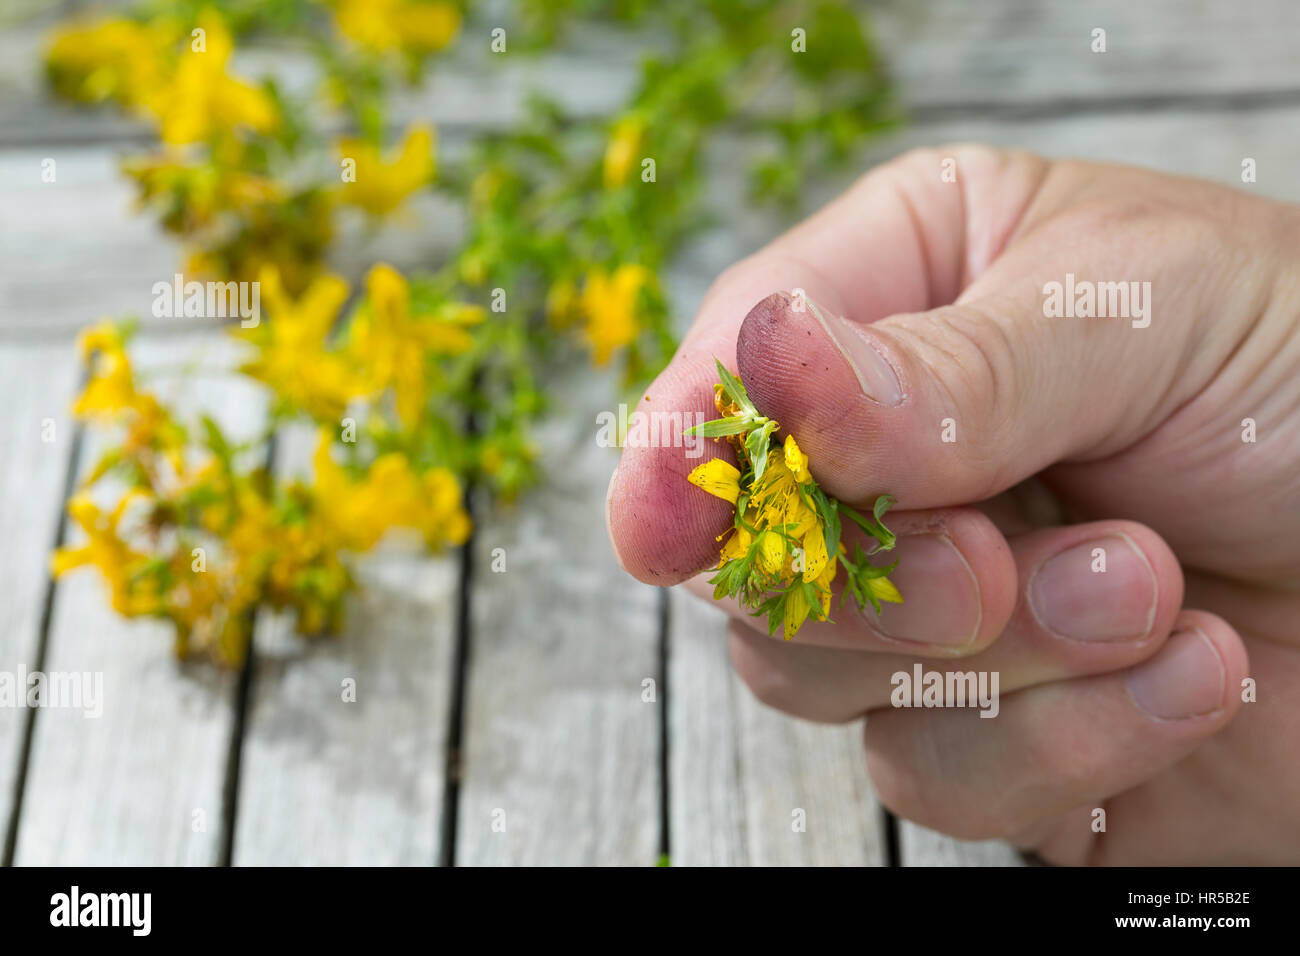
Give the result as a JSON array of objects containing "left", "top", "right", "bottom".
[{"left": 43, "top": 0, "right": 895, "bottom": 663}]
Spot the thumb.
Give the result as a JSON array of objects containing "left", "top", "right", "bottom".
[{"left": 736, "top": 240, "right": 1208, "bottom": 510}]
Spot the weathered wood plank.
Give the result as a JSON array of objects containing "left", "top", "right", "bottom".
[
  {"left": 0, "top": 147, "right": 178, "bottom": 336},
  {"left": 230, "top": 424, "right": 458, "bottom": 866},
  {"left": 899, "top": 823, "right": 1028, "bottom": 866},
  {"left": 875, "top": 0, "right": 1300, "bottom": 109},
  {"left": 0, "top": 343, "right": 80, "bottom": 850},
  {"left": 12, "top": 333, "right": 263, "bottom": 865},
  {"left": 668, "top": 590, "right": 887, "bottom": 866},
  {"left": 455, "top": 369, "right": 661, "bottom": 866},
  {"left": 4, "top": 2, "right": 1300, "bottom": 146},
  {"left": 0, "top": 143, "right": 467, "bottom": 337},
  {"left": 9, "top": 101, "right": 1300, "bottom": 339}
]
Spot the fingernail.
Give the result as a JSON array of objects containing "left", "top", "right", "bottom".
[
  {"left": 872, "top": 533, "right": 980, "bottom": 646},
  {"left": 805, "top": 297, "right": 904, "bottom": 406},
  {"left": 1028, "top": 534, "right": 1157, "bottom": 642},
  {"left": 1127, "top": 628, "right": 1225, "bottom": 720}
]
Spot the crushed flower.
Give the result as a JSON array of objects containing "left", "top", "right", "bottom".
[{"left": 685, "top": 359, "right": 902, "bottom": 640}]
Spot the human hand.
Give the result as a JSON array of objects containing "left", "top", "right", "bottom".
[{"left": 606, "top": 146, "right": 1300, "bottom": 864}]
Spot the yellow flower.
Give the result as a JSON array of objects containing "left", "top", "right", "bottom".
[
  {"left": 123, "top": 153, "right": 281, "bottom": 232},
  {"left": 815, "top": 551, "right": 838, "bottom": 618},
  {"left": 311, "top": 433, "right": 470, "bottom": 550},
  {"left": 719, "top": 521, "right": 754, "bottom": 563},
  {"left": 240, "top": 266, "right": 365, "bottom": 420},
  {"left": 45, "top": 17, "right": 177, "bottom": 107},
  {"left": 801, "top": 525, "right": 829, "bottom": 583},
  {"left": 337, "top": 125, "right": 436, "bottom": 216},
  {"left": 347, "top": 263, "right": 482, "bottom": 425},
  {"left": 52, "top": 493, "right": 155, "bottom": 615},
  {"left": 73, "top": 323, "right": 187, "bottom": 478},
  {"left": 580, "top": 264, "right": 653, "bottom": 366},
  {"left": 783, "top": 584, "right": 812, "bottom": 641},
  {"left": 687, "top": 458, "right": 741, "bottom": 504},
  {"left": 603, "top": 114, "right": 644, "bottom": 189},
  {"left": 751, "top": 456, "right": 818, "bottom": 537},
  {"left": 545, "top": 278, "right": 581, "bottom": 329},
  {"left": 756, "top": 531, "right": 786, "bottom": 575},
  {"left": 866, "top": 575, "right": 904, "bottom": 605},
  {"left": 139, "top": 13, "right": 278, "bottom": 144},
  {"left": 783, "top": 435, "right": 812, "bottom": 483},
  {"left": 683, "top": 361, "right": 904, "bottom": 640},
  {"left": 73, "top": 323, "right": 137, "bottom": 416},
  {"left": 333, "top": 0, "right": 460, "bottom": 56}
]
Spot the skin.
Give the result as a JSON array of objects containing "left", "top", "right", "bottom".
[{"left": 605, "top": 145, "right": 1300, "bottom": 865}]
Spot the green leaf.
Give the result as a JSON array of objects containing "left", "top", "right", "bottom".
[
  {"left": 685, "top": 415, "right": 750, "bottom": 438},
  {"left": 200, "top": 414, "right": 232, "bottom": 463},
  {"left": 839, "top": 494, "right": 897, "bottom": 552},
  {"left": 745, "top": 419, "right": 777, "bottom": 479},
  {"left": 811, "top": 486, "right": 842, "bottom": 557},
  {"left": 713, "top": 359, "right": 754, "bottom": 414},
  {"left": 870, "top": 494, "right": 897, "bottom": 551}
]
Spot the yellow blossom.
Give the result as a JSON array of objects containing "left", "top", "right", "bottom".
[
  {"left": 337, "top": 125, "right": 436, "bottom": 216},
  {"left": 139, "top": 13, "right": 278, "bottom": 144},
  {"left": 311, "top": 433, "right": 470, "bottom": 550},
  {"left": 801, "top": 524, "right": 829, "bottom": 583},
  {"left": 52, "top": 493, "right": 157, "bottom": 615},
  {"left": 545, "top": 278, "right": 581, "bottom": 329},
  {"left": 866, "top": 575, "right": 904, "bottom": 605},
  {"left": 240, "top": 266, "right": 366, "bottom": 420},
  {"left": 123, "top": 153, "right": 281, "bottom": 232},
  {"left": 73, "top": 323, "right": 187, "bottom": 478},
  {"left": 685, "top": 359, "right": 902, "bottom": 640},
  {"left": 333, "top": 0, "right": 460, "bottom": 56},
  {"left": 719, "top": 520, "right": 754, "bottom": 563},
  {"left": 580, "top": 265, "right": 653, "bottom": 366},
  {"left": 603, "top": 114, "right": 645, "bottom": 189},
  {"left": 783, "top": 583, "right": 812, "bottom": 641},
  {"left": 756, "top": 531, "right": 786, "bottom": 575},
  {"left": 45, "top": 18, "right": 176, "bottom": 108},
  {"left": 783, "top": 435, "right": 812, "bottom": 483},
  {"left": 347, "top": 263, "right": 483, "bottom": 424},
  {"left": 687, "top": 457, "right": 741, "bottom": 504}
]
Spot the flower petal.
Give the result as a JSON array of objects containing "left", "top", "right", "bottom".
[{"left": 687, "top": 458, "right": 741, "bottom": 504}]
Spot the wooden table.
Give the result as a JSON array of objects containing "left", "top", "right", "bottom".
[{"left": 2, "top": 0, "right": 1296, "bottom": 865}]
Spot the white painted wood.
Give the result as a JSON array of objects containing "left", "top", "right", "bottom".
[
  {"left": 0, "top": 343, "right": 80, "bottom": 842},
  {"left": 0, "top": 148, "right": 180, "bottom": 336},
  {"left": 669, "top": 590, "right": 887, "bottom": 865},
  {"left": 872, "top": 0, "right": 1300, "bottom": 108},
  {"left": 899, "top": 823, "right": 1028, "bottom": 866},
  {"left": 456, "top": 369, "right": 661, "bottom": 866},
  {"left": 231, "top": 424, "right": 458, "bottom": 866},
  {"left": 12, "top": 334, "right": 264, "bottom": 865},
  {"left": 665, "top": 590, "right": 746, "bottom": 866},
  {"left": 6, "top": 2, "right": 1300, "bottom": 145}
]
